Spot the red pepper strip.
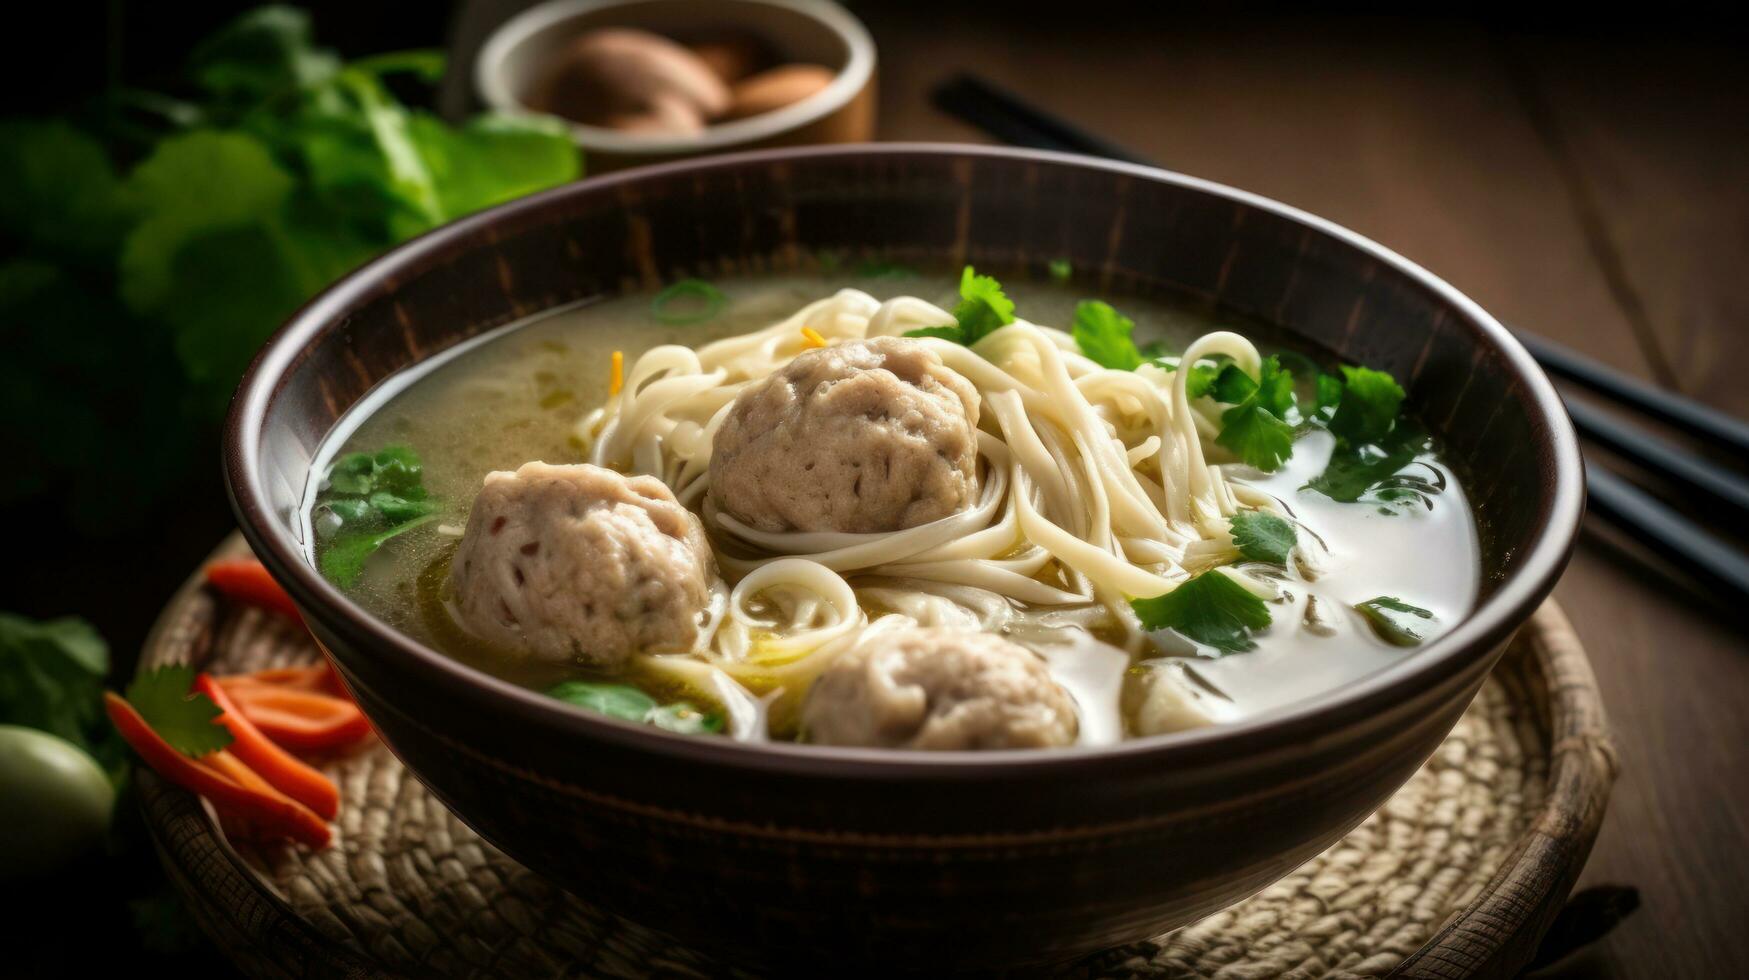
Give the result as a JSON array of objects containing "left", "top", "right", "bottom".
[
  {"left": 220, "top": 666, "right": 328, "bottom": 693},
  {"left": 104, "top": 692, "right": 331, "bottom": 848},
  {"left": 217, "top": 663, "right": 354, "bottom": 704},
  {"left": 217, "top": 683, "right": 373, "bottom": 753},
  {"left": 196, "top": 674, "right": 340, "bottom": 820},
  {"left": 205, "top": 559, "right": 301, "bottom": 621}
]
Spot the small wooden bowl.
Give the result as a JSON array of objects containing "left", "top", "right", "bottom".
[
  {"left": 476, "top": 0, "right": 876, "bottom": 171},
  {"left": 223, "top": 146, "right": 1585, "bottom": 971}
]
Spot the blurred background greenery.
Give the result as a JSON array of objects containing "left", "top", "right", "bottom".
[{"left": 0, "top": 5, "right": 581, "bottom": 972}]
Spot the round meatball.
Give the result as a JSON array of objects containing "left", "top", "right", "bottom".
[
  {"left": 709, "top": 337, "right": 980, "bottom": 533},
  {"left": 449, "top": 462, "right": 718, "bottom": 667},
  {"left": 802, "top": 628, "right": 1079, "bottom": 750}
]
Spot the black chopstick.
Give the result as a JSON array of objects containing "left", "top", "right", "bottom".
[
  {"left": 931, "top": 74, "right": 1150, "bottom": 166},
  {"left": 1510, "top": 329, "right": 1749, "bottom": 459},
  {"left": 1585, "top": 459, "right": 1749, "bottom": 607},
  {"left": 929, "top": 72, "right": 1749, "bottom": 462},
  {"left": 1563, "top": 396, "right": 1749, "bottom": 520},
  {"left": 931, "top": 70, "right": 1749, "bottom": 604}
]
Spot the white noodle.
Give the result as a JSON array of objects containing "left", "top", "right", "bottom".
[{"left": 575, "top": 289, "right": 1271, "bottom": 722}]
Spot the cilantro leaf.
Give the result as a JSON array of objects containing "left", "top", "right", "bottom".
[
  {"left": 124, "top": 665, "right": 232, "bottom": 758},
  {"left": 1216, "top": 400, "right": 1296, "bottom": 472},
  {"left": 1304, "top": 420, "right": 1438, "bottom": 510},
  {"left": 1201, "top": 356, "right": 1300, "bottom": 471},
  {"left": 1230, "top": 511, "right": 1297, "bottom": 565},
  {"left": 548, "top": 681, "right": 655, "bottom": 721},
  {"left": 1156, "top": 356, "right": 1222, "bottom": 398},
  {"left": 1355, "top": 597, "right": 1436, "bottom": 647},
  {"left": 905, "top": 265, "right": 1015, "bottom": 346},
  {"left": 1072, "top": 300, "right": 1144, "bottom": 370},
  {"left": 0, "top": 120, "right": 135, "bottom": 261},
  {"left": 1314, "top": 372, "right": 1344, "bottom": 419},
  {"left": 315, "top": 445, "right": 439, "bottom": 587},
  {"left": 407, "top": 112, "right": 582, "bottom": 218},
  {"left": 1328, "top": 365, "right": 1405, "bottom": 445},
  {"left": 0, "top": 6, "right": 581, "bottom": 534},
  {"left": 319, "top": 515, "right": 436, "bottom": 588},
  {"left": 188, "top": 5, "right": 340, "bottom": 105},
  {"left": 0, "top": 614, "right": 126, "bottom": 780},
  {"left": 548, "top": 682, "right": 723, "bottom": 735},
  {"left": 1131, "top": 571, "right": 1274, "bottom": 654}
]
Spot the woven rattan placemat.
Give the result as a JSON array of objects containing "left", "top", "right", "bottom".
[{"left": 139, "top": 538, "right": 1614, "bottom": 979}]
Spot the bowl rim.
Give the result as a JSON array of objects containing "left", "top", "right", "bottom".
[
  {"left": 224, "top": 142, "right": 1584, "bottom": 780},
  {"left": 474, "top": 0, "right": 877, "bottom": 155}
]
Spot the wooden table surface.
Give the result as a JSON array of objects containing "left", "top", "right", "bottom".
[{"left": 860, "top": 9, "right": 1749, "bottom": 977}]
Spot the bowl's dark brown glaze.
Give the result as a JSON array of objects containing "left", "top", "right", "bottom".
[{"left": 224, "top": 145, "right": 1582, "bottom": 971}]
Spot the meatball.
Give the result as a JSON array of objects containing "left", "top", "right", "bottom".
[
  {"left": 709, "top": 337, "right": 980, "bottom": 533},
  {"left": 802, "top": 628, "right": 1079, "bottom": 750},
  {"left": 449, "top": 462, "right": 718, "bottom": 667}
]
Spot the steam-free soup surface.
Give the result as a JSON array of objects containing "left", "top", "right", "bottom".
[{"left": 307, "top": 272, "right": 1480, "bottom": 740}]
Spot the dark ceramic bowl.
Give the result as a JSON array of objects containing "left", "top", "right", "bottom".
[{"left": 225, "top": 145, "right": 1583, "bottom": 971}]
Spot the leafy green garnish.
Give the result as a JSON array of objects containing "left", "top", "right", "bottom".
[
  {"left": 1304, "top": 420, "right": 1440, "bottom": 512},
  {"left": 1327, "top": 365, "right": 1406, "bottom": 445},
  {"left": 651, "top": 278, "right": 727, "bottom": 325},
  {"left": 0, "top": 6, "right": 582, "bottom": 530},
  {"left": 0, "top": 613, "right": 126, "bottom": 780},
  {"left": 1071, "top": 300, "right": 1144, "bottom": 370},
  {"left": 1230, "top": 511, "right": 1297, "bottom": 565},
  {"left": 1156, "top": 356, "right": 1223, "bottom": 398},
  {"left": 315, "top": 445, "right": 439, "bottom": 587},
  {"left": 319, "top": 516, "right": 436, "bottom": 588},
  {"left": 124, "top": 665, "right": 232, "bottom": 758},
  {"left": 1355, "top": 597, "right": 1436, "bottom": 647},
  {"left": 547, "top": 681, "right": 724, "bottom": 735},
  {"left": 1130, "top": 571, "right": 1274, "bottom": 654},
  {"left": 1211, "top": 356, "right": 1299, "bottom": 472},
  {"left": 904, "top": 265, "right": 1015, "bottom": 346},
  {"left": 1048, "top": 258, "right": 1072, "bottom": 283}
]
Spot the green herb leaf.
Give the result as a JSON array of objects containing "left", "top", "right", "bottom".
[
  {"left": 407, "top": 112, "right": 581, "bottom": 218},
  {"left": 547, "top": 682, "right": 657, "bottom": 721},
  {"left": 315, "top": 445, "right": 439, "bottom": 586},
  {"left": 0, "top": 120, "right": 136, "bottom": 261},
  {"left": 1355, "top": 597, "right": 1436, "bottom": 647},
  {"left": 1314, "top": 372, "right": 1344, "bottom": 418},
  {"left": 118, "top": 130, "right": 297, "bottom": 314},
  {"left": 123, "top": 665, "right": 232, "bottom": 758},
  {"left": 319, "top": 515, "right": 435, "bottom": 588},
  {"left": 548, "top": 682, "right": 723, "bottom": 735},
  {"left": 651, "top": 278, "right": 727, "bottom": 325},
  {"left": 950, "top": 265, "right": 1015, "bottom": 343},
  {"left": 1153, "top": 355, "right": 1223, "bottom": 398},
  {"left": 1207, "top": 356, "right": 1300, "bottom": 472},
  {"left": 1230, "top": 511, "right": 1297, "bottom": 565},
  {"left": 1048, "top": 258, "right": 1072, "bottom": 283},
  {"left": 907, "top": 265, "right": 1015, "bottom": 346},
  {"left": 1071, "top": 300, "right": 1144, "bottom": 370},
  {"left": 0, "top": 614, "right": 123, "bottom": 777},
  {"left": 1328, "top": 365, "right": 1405, "bottom": 445},
  {"left": 1304, "top": 420, "right": 1438, "bottom": 509},
  {"left": 1216, "top": 400, "right": 1296, "bottom": 472},
  {"left": 188, "top": 5, "right": 340, "bottom": 104},
  {"left": 1130, "top": 571, "right": 1274, "bottom": 654}
]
